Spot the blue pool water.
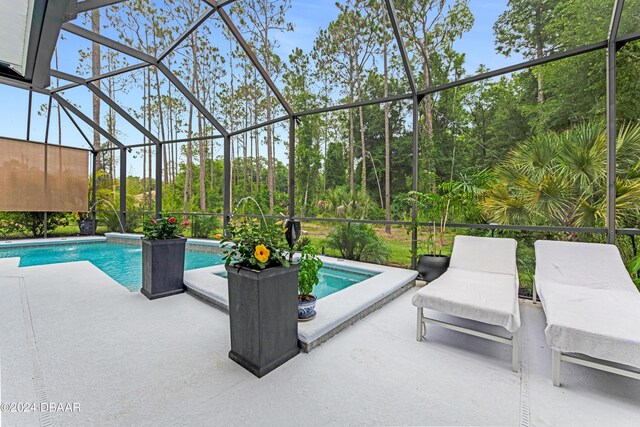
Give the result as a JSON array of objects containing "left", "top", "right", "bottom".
[
  {"left": 0, "top": 242, "right": 224, "bottom": 291},
  {"left": 216, "top": 265, "right": 376, "bottom": 299}
]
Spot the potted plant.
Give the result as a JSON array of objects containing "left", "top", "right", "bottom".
[
  {"left": 221, "top": 217, "right": 299, "bottom": 378},
  {"left": 408, "top": 178, "right": 476, "bottom": 281},
  {"left": 76, "top": 212, "right": 98, "bottom": 235},
  {"left": 297, "top": 245, "right": 323, "bottom": 321},
  {"left": 140, "top": 215, "right": 190, "bottom": 300}
]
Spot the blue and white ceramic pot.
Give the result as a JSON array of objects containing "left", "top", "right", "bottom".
[{"left": 298, "top": 294, "right": 317, "bottom": 321}]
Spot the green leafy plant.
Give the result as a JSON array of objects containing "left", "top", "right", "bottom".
[
  {"left": 99, "top": 211, "right": 140, "bottom": 233},
  {"left": 484, "top": 121, "right": 640, "bottom": 228},
  {"left": 142, "top": 215, "right": 189, "bottom": 240},
  {"left": 191, "top": 215, "right": 222, "bottom": 239},
  {"left": 221, "top": 218, "right": 291, "bottom": 270},
  {"left": 295, "top": 236, "right": 312, "bottom": 251},
  {"left": 298, "top": 245, "right": 323, "bottom": 299},
  {"left": 406, "top": 175, "right": 485, "bottom": 257},
  {"left": 1, "top": 212, "right": 69, "bottom": 237},
  {"left": 325, "top": 222, "right": 390, "bottom": 263},
  {"left": 627, "top": 254, "right": 640, "bottom": 291}
]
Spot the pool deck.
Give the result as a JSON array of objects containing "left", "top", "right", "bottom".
[{"left": 2, "top": 261, "right": 640, "bottom": 426}]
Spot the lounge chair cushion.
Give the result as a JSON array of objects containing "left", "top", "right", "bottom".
[
  {"left": 535, "top": 240, "right": 640, "bottom": 369},
  {"left": 412, "top": 236, "right": 521, "bottom": 333},
  {"left": 449, "top": 235, "right": 518, "bottom": 276},
  {"left": 412, "top": 268, "right": 521, "bottom": 332}
]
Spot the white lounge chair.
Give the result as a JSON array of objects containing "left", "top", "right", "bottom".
[
  {"left": 534, "top": 240, "right": 640, "bottom": 386},
  {"left": 412, "top": 235, "right": 521, "bottom": 372}
]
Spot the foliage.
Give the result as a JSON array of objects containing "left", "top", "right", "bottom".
[
  {"left": 98, "top": 211, "right": 140, "bottom": 233},
  {"left": 627, "top": 254, "right": 640, "bottom": 291},
  {"left": 494, "top": 0, "right": 558, "bottom": 60},
  {"left": 406, "top": 173, "right": 488, "bottom": 255},
  {"left": 318, "top": 187, "right": 378, "bottom": 219},
  {"left": 325, "top": 222, "right": 390, "bottom": 263},
  {"left": 190, "top": 215, "right": 221, "bottom": 239},
  {"left": 298, "top": 245, "right": 323, "bottom": 297},
  {"left": 484, "top": 122, "right": 640, "bottom": 229},
  {"left": 221, "top": 218, "right": 291, "bottom": 270},
  {"left": 0, "top": 212, "right": 69, "bottom": 238},
  {"left": 295, "top": 236, "right": 312, "bottom": 251},
  {"left": 142, "top": 215, "right": 189, "bottom": 240}
]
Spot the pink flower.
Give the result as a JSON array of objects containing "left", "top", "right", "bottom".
[
  {"left": 151, "top": 219, "right": 157, "bottom": 225},
  {"left": 182, "top": 221, "right": 190, "bottom": 227},
  {"left": 169, "top": 217, "right": 177, "bottom": 224}
]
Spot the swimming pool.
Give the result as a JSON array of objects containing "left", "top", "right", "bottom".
[
  {"left": 215, "top": 265, "right": 376, "bottom": 299},
  {"left": 0, "top": 242, "right": 224, "bottom": 291},
  {"left": 1, "top": 241, "right": 378, "bottom": 297}
]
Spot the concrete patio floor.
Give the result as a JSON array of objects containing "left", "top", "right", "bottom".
[{"left": 1, "top": 261, "right": 640, "bottom": 426}]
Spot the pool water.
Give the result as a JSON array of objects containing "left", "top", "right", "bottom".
[
  {"left": 0, "top": 242, "right": 224, "bottom": 291},
  {"left": 216, "top": 264, "right": 376, "bottom": 299}
]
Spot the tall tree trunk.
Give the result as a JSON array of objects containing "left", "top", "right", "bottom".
[
  {"left": 91, "top": 9, "right": 101, "bottom": 168},
  {"left": 152, "top": 66, "right": 168, "bottom": 187},
  {"left": 210, "top": 140, "right": 215, "bottom": 191},
  {"left": 167, "top": 60, "right": 176, "bottom": 188},
  {"left": 198, "top": 111, "right": 206, "bottom": 211},
  {"left": 383, "top": 11, "right": 391, "bottom": 235},
  {"left": 184, "top": 39, "right": 196, "bottom": 214},
  {"left": 54, "top": 48, "right": 62, "bottom": 145},
  {"left": 147, "top": 67, "right": 153, "bottom": 211},
  {"left": 357, "top": 82, "right": 366, "bottom": 191},
  {"left": 535, "top": 2, "right": 545, "bottom": 103},
  {"left": 348, "top": 51, "right": 355, "bottom": 194},
  {"left": 253, "top": 68, "right": 260, "bottom": 192},
  {"left": 450, "top": 84, "right": 458, "bottom": 181},
  {"left": 243, "top": 70, "right": 249, "bottom": 195}
]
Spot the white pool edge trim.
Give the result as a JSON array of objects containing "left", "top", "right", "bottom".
[
  {"left": 183, "top": 255, "right": 418, "bottom": 350},
  {"left": 0, "top": 236, "right": 106, "bottom": 248},
  {"left": 105, "top": 233, "right": 225, "bottom": 248}
]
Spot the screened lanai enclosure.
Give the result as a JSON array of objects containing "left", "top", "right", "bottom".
[{"left": 1, "top": 0, "right": 640, "bottom": 289}]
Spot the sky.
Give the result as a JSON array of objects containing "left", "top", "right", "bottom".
[{"left": 0, "top": 0, "right": 520, "bottom": 178}]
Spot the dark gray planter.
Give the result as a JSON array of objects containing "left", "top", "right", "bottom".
[
  {"left": 141, "top": 238, "right": 187, "bottom": 300},
  {"left": 417, "top": 254, "right": 451, "bottom": 282},
  {"left": 77, "top": 219, "right": 98, "bottom": 235},
  {"left": 226, "top": 263, "right": 300, "bottom": 378}
]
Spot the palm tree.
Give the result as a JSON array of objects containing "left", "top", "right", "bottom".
[
  {"left": 319, "top": 186, "right": 375, "bottom": 219},
  {"left": 483, "top": 121, "right": 640, "bottom": 228}
]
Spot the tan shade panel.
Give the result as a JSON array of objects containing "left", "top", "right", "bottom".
[{"left": 0, "top": 137, "right": 89, "bottom": 212}]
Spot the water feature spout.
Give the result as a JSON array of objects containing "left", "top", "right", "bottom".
[
  {"left": 88, "top": 199, "right": 125, "bottom": 234},
  {"left": 234, "top": 196, "right": 268, "bottom": 227}
]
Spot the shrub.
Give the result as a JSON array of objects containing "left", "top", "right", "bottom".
[
  {"left": 98, "top": 211, "right": 140, "bottom": 233},
  {"left": 1, "top": 212, "right": 69, "bottom": 237},
  {"left": 325, "top": 222, "right": 390, "bottom": 264},
  {"left": 190, "top": 215, "right": 221, "bottom": 239}
]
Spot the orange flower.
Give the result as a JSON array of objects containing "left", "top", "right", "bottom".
[
  {"left": 276, "top": 220, "right": 283, "bottom": 225},
  {"left": 215, "top": 233, "right": 223, "bottom": 239},
  {"left": 283, "top": 228, "right": 288, "bottom": 233},
  {"left": 254, "top": 244, "right": 270, "bottom": 263}
]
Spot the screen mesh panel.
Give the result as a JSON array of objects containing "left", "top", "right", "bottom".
[{"left": 0, "top": 137, "right": 88, "bottom": 211}]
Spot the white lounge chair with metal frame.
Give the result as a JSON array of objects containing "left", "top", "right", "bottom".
[
  {"left": 412, "top": 235, "right": 521, "bottom": 372},
  {"left": 534, "top": 240, "right": 640, "bottom": 386}
]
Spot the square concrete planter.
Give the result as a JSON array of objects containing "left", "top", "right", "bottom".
[
  {"left": 226, "top": 263, "right": 300, "bottom": 378},
  {"left": 141, "top": 238, "right": 187, "bottom": 300}
]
